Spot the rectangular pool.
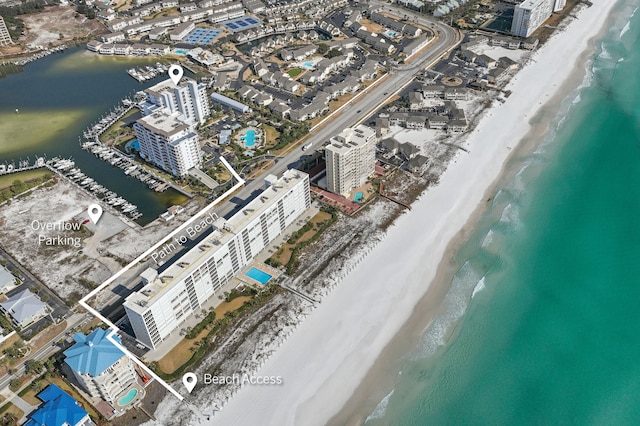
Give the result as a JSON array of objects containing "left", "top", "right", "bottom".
[{"left": 245, "top": 267, "right": 272, "bottom": 284}]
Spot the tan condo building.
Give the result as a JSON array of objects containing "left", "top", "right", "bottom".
[{"left": 325, "top": 125, "right": 376, "bottom": 196}]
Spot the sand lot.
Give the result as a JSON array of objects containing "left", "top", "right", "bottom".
[
  {"left": 0, "top": 179, "right": 199, "bottom": 301},
  {"left": 20, "top": 6, "right": 105, "bottom": 48}
]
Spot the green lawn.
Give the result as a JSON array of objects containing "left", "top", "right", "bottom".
[
  {"left": 287, "top": 68, "right": 302, "bottom": 78},
  {"left": 0, "top": 168, "right": 52, "bottom": 190}
]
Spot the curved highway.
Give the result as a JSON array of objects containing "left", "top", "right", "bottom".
[{"left": 214, "top": 13, "right": 460, "bottom": 219}]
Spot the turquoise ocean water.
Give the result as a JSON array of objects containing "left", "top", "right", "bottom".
[{"left": 366, "top": 1, "right": 640, "bottom": 424}]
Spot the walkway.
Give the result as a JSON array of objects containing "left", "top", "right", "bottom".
[{"left": 0, "top": 388, "right": 37, "bottom": 423}]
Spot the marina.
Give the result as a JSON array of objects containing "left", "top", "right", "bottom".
[
  {"left": 0, "top": 45, "right": 68, "bottom": 67},
  {"left": 0, "top": 46, "right": 190, "bottom": 224},
  {"left": 47, "top": 157, "right": 143, "bottom": 221},
  {"left": 127, "top": 62, "right": 170, "bottom": 82},
  {"left": 80, "top": 141, "right": 170, "bottom": 193}
]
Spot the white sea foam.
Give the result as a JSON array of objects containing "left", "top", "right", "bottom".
[
  {"left": 481, "top": 229, "right": 495, "bottom": 248},
  {"left": 620, "top": 21, "right": 631, "bottom": 38},
  {"left": 364, "top": 389, "right": 395, "bottom": 423},
  {"left": 499, "top": 202, "right": 520, "bottom": 228},
  {"left": 411, "top": 262, "right": 482, "bottom": 360},
  {"left": 471, "top": 276, "right": 486, "bottom": 299}
]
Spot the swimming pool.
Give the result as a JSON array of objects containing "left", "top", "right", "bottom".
[
  {"left": 241, "top": 129, "right": 256, "bottom": 147},
  {"left": 118, "top": 389, "right": 138, "bottom": 406},
  {"left": 354, "top": 191, "right": 364, "bottom": 202},
  {"left": 175, "top": 49, "right": 189, "bottom": 55},
  {"left": 302, "top": 61, "right": 314, "bottom": 69},
  {"left": 385, "top": 30, "right": 396, "bottom": 38},
  {"left": 125, "top": 139, "right": 140, "bottom": 151},
  {"left": 245, "top": 267, "right": 272, "bottom": 284}
]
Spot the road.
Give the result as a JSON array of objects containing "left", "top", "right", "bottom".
[
  {"left": 212, "top": 15, "right": 460, "bottom": 219},
  {"left": 0, "top": 313, "right": 88, "bottom": 390}
]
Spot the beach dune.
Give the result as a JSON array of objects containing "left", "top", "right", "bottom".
[{"left": 210, "top": 2, "right": 619, "bottom": 425}]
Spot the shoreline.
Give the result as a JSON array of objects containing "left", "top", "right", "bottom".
[
  {"left": 208, "top": 2, "right": 622, "bottom": 425},
  {"left": 329, "top": 3, "right": 620, "bottom": 423}
]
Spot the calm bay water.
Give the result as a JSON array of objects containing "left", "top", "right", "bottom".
[
  {"left": 366, "top": 2, "right": 640, "bottom": 424},
  {"left": 0, "top": 47, "right": 188, "bottom": 222}
]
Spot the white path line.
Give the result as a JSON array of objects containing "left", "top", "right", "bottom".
[{"left": 78, "top": 156, "right": 244, "bottom": 401}]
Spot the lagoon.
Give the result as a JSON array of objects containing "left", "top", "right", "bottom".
[{"left": 0, "top": 47, "right": 187, "bottom": 223}]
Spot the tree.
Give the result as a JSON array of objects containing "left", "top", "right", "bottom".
[
  {"left": 327, "top": 49, "right": 342, "bottom": 58},
  {"left": 9, "top": 378, "right": 21, "bottom": 392},
  {"left": 317, "top": 42, "right": 329, "bottom": 54},
  {"left": 25, "top": 359, "right": 44, "bottom": 375}
]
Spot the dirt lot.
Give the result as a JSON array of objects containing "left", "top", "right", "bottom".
[
  {"left": 20, "top": 6, "right": 106, "bottom": 48},
  {"left": 0, "top": 178, "right": 202, "bottom": 301}
]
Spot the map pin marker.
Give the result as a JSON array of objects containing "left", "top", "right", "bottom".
[
  {"left": 182, "top": 372, "right": 197, "bottom": 393},
  {"left": 168, "top": 64, "right": 183, "bottom": 85},
  {"left": 88, "top": 204, "right": 103, "bottom": 224}
]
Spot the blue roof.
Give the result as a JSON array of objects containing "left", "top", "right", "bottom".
[
  {"left": 24, "top": 384, "right": 89, "bottom": 426},
  {"left": 64, "top": 328, "right": 125, "bottom": 377}
]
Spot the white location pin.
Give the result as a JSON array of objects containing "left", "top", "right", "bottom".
[
  {"left": 87, "top": 204, "right": 103, "bottom": 224},
  {"left": 168, "top": 64, "right": 184, "bottom": 85},
  {"left": 183, "top": 372, "right": 197, "bottom": 393}
]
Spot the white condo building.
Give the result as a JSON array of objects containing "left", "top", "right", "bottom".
[
  {"left": 0, "top": 17, "right": 12, "bottom": 46},
  {"left": 63, "top": 328, "right": 137, "bottom": 404},
  {"left": 134, "top": 112, "right": 202, "bottom": 176},
  {"left": 325, "top": 125, "right": 376, "bottom": 196},
  {"left": 124, "top": 170, "right": 311, "bottom": 349},
  {"left": 511, "top": 0, "right": 554, "bottom": 37},
  {"left": 142, "top": 78, "right": 210, "bottom": 126}
]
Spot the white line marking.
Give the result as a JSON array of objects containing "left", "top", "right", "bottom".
[{"left": 78, "top": 156, "right": 244, "bottom": 401}]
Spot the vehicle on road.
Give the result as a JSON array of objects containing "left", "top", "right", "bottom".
[{"left": 301, "top": 143, "right": 313, "bottom": 151}]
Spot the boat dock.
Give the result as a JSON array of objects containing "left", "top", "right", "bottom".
[
  {"left": 79, "top": 96, "right": 191, "bottom": 198},
  {"left": 127, "top": 62, "right": 169, "bottom": 82},
  {"left": 46, "top": 157, "right": 143, "bottom": 222},
  {"left": 0, "top": 157, "right": 47, "bottom": 175},
  {"left": 81, "top": 141, "right": 172, "bottom": 193}
]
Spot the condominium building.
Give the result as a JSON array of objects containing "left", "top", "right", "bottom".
[
  {"left": 0, "top": 17, "right": 12, "bottom": 46},
  {"left": 124, "top": 170, "right": 311, "bottom": 349},
  {"left": 325, "top": 125, "right": 376, "bottom": 196},
  {"left": 134, "top": 112, "right": 202, "bottom": 176},
  {"left": 142, "top": 78, "right": 210, "bottom": 125},
  {"left": 511, "top": 0, "right": 554, "bottom": 37},
  {"left": 63, "top": 328, "right": 137, "bottom": 404}
]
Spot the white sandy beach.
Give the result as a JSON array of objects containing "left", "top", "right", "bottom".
[{"left": 208, "top": 2, "right": 619, "bottom": 425}]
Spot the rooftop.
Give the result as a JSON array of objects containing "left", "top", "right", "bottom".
[
  {"left": 136, "top": 112, "right": 191, "bottom": 137},
  {"left": 124, "top": 169, "right": 308, "bottom": 313},
  {"left": 0, "top": 289, "right": 47, "bottom": 323},
  {"left": 63, "top": 328, "right": 126, "bottom": 377},
  {"left": 24, "top": 384, "right": 89, "bottom": 426}
]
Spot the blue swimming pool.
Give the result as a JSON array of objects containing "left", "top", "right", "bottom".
[
  {"left": 245, "top": 267, "right": 272, "bottom": 284},
  {"left": 175, "top": 49, "right": 188, "bottom": 55},
  {"left": 354, "top": 191, "right": 364, "bottom": 202},
  {"left": 302, "top": 61, "right": 314, "bottom": 69},
  {"left": 385, "top": 30, "right": 396, "bottom": 38},
  {"left": 118, "top": 389, "right": 137, "bottom": 406},
  {"left": 125, "top": 139, "right": 140, "bottom": 151},
  {"left": 242, "top": 129, "right": 256, "bottom": 147}
]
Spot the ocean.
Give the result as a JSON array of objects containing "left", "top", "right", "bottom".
[{"left": 365, "top": 1, "right": 640, "bottom": 424}]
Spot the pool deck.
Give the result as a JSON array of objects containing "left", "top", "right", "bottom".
[{"left": 241, "top": 262, "right": 281, "bottom": 286}]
